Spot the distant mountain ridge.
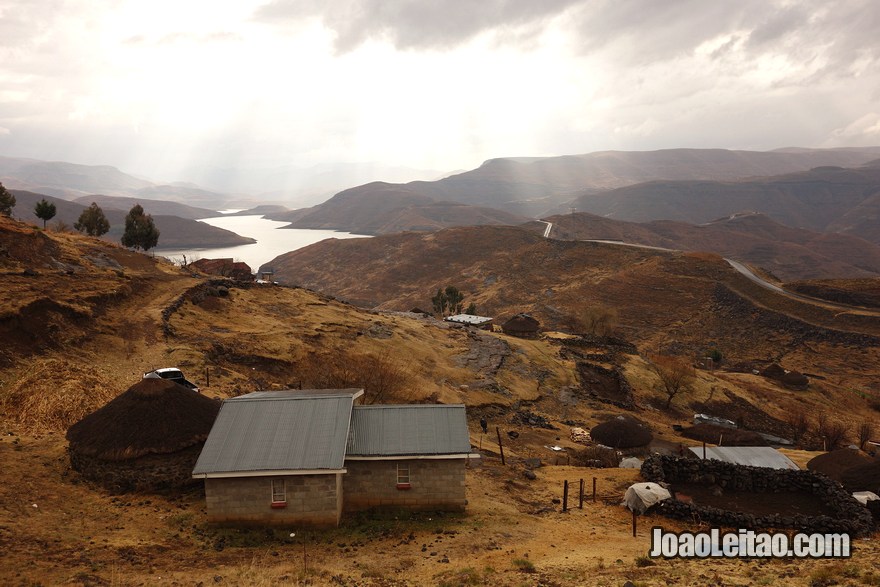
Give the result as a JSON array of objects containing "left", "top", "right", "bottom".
[
  {"left": 281, "top": 147, "right": 880, "bottom": 228},
  {"left": 563, "top": 164, "right": 880, "bottom": 244}
]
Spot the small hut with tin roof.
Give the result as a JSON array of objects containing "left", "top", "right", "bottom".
[{"left": 66, "top": 377, "right": 220, "bottom": 493}]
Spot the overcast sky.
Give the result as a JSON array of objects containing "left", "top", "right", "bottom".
[{"left": 1, "top": 0, "right": 879, "bottom": 185}]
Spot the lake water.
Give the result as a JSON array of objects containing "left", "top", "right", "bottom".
[{"left": 156, "top": 214, "right": 368, "bottom": 272}]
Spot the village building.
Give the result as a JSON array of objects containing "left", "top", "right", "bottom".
[
  {"left": 189, "top": 258, "right": 254, "bottom": 281},
  {"left": 192, "top": 389, "right": 475, "bottom": 526},
  {"left": 444, "top": 314, "right": 493, "bottom": 329},
  {"left": 66, "top": 378, "right": 221, "bottom": 493},
  {"left": 500, "top": 313, "right": 540, "bottom": 338},
  {"left": 686, "top": 446, "right": 799, "bottom": 470}
]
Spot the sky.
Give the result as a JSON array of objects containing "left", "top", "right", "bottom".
[{"left": 1, "top": 0, "right": 879, "bottom": 188}]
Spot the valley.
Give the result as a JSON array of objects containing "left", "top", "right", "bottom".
[{"left": 1, "top": 213, "right": 879, "bottom": 585}]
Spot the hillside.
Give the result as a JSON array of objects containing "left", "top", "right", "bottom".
[
  {"left": 2, "top": 215, "right": 880, "bottom": 585},
  {"left": 564, "top": 165, "right": 880, "bottom": 244},
  {"left": 73, "top": 194, "right": 218, "bottom": 219},
  {"left": 323, "top": 147, "right": 880, "bottom": 218},
  {"left": 264, "top": 225, "right": 880, "bottom": 369},
  {"left": 0, "top": 155, "right": 238, "bottom": 208},
  {"left": 539, "top": 211, "right": 880, "bottom": 281},
  {"left": 272, "top": 181, "right": 527, "bottom": 235},
  {"left": 9, "top": 190, "right": 255, "bottom": 249}
]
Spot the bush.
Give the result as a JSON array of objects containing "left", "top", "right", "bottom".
[{"left": 574, "top": 445, "right": 619, "bottom": 468}]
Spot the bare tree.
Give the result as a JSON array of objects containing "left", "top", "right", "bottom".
[
  {"left": 649, "top": 354, "right": 696, "bottom": 409},
  {"left": 857, "top": 420, "right": 876, "bottom": 451},
  {"left": 820, "top": 419, "right": 850, "bottom": 451},
  {"left": 296, "top": 350, "right": 412, "bottom": 404},
  {"left": 786, "top": 408, "right": 811, "bottom": 445},
  {"left": 578, "top": 305, "right": 619, "bottom": 337}
]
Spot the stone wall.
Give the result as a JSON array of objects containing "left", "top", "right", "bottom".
[
  {"left": 204, "top": 473, "right": 342, "bottom": 527},
  {"left": 641, "top": 455, "right": 874, "bottom": 537},
  {"left": 344, "top": 459, "right": 466, "bottom": 513},
  {"left": 69, "top": 444, "right": 203, "bottom": 494}
]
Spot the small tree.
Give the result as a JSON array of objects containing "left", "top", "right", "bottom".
[
  {"left": 649, "top": 354, "right": 696, "bottom": 409},
  {"left": 431, "top": 288, "right": 447, "bottom": 315},
  {"left": 75, "top": 202, "right": 110, "bottom": 237},
  {"left": 0, "top": 182, "right": 14, "bottom": 216},
  {"left": 464, "top": 302, "right": 477, "bottom": 315},
  {"left": 445, "top": 286, "right": 464, "bottom": 314},
  {"left": 857, "top": 420, "right": 876, "bottom": 451},
  {"left": 34, "top": 198, "right": 56, "bottom": 229},
  {"left": 121, "top": 204, "right": 159, "bottom": 251},
  {"left": 786, "top": 408, "right": 811, "bottom": 445}
]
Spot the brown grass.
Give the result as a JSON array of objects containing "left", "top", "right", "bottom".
[{"left": 1, "top": 358, "right": 119, "bottom": 432}]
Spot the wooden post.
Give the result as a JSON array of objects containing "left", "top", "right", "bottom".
[
  {"left": 579, "top": 479, "right": 584, "bottom": 509},
  {"left": 702, "top": 441, "right": 707, "bottom": 460},
  {"left": 718, "top": 433, "right": 723, "bottom": 447},
  {"left": 632, "top": 510, "right": 637, "bottom": 537},
  {"left": 592, "top": 477, "right": 597, "bottom": 502},
  {"left": 562, "top": 480, "right": 569, "bottom": 512},
  {"left": 496, "top": 427, "right": 505, "bottom": 465},
  {"left": 205, "top": 367, "right": 210, "bottom": 388}
]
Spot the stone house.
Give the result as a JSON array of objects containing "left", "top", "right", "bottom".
[{"left": 192, "top": 389, "right": 475, "bottom": 526}]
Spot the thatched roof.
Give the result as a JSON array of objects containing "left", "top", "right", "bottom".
[
  {"left": 590, "top": 416, "right": 653, "bottom": 449},
  {"left": 501, "top": 313, "right": 540, "bottom": 334},
  {"left": 66, "top": 378, "right": 221, "bottom": 461},
  {"left": 840, "top": 460, "right": 880, "bottom": 493},
  {"left": 807, "top": 448, "right": 874, "bottom": 482}
]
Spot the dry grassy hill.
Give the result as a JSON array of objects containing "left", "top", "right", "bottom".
[
  {"left": 539, "top": 211, "right": 880, "bottom": 281},
  {"left": 2, "top": 215, "right": 880, "bottom": 585}
]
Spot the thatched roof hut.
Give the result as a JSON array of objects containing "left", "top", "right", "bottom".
[
  {"left": 841, "top": 460, "right": 880, "bottom": 493},
  {"left": 590, "top": 416, "right": 653, "bottom": 449},
  {"left": 807, "top": 448, "right": 874, "bottom": 482},
  {"left": 501, "top": 313, "right": 540, "bottom": 338},
  {"left": 66, "top": 378, "right": 220, "bottom": 493}
]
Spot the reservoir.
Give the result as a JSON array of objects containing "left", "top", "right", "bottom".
[{"left": 156, "top": 214, "right": 368, "bottom": 272}]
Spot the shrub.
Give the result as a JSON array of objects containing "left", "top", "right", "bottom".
[{"left": 512, "top": 558, "right": 535, "bottom": 573}]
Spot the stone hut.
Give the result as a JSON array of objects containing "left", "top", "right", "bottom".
[
  {"left": 66, "top": 378, "right": 221, "bottom": 493},
  {"left": 190, "top": 258, "right": 254, "bottom": 281},
  {"left": 501, "top": 313, "right": 540, "bottom": 338}
]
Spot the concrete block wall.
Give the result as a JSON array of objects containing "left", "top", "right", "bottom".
[
  {"left": 344, "top": 459, "right": 466, "bottom": 512},
  {"left": 204, "top": 473, "right": 342, "bottom": 526}
]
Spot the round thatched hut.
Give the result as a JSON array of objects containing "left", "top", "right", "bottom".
[
  {"left": 591, "top": 415, "right": 653, "bottom": 449},
  {"left": 501, "top": 313, "right": 540, "bottom": 338},
  {"left": 807, "top": 448, "right": 874, "bottom": 482},
  {"left": 66, "top": 378, "right": 221, "bottom": 493}
]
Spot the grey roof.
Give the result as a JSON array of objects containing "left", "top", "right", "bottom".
[
  {"left": 346, "top": 405, "right": 471, "bottom": 457},
  {"left": 688, "top": 446, "right": 799, "bottom": 470},
  {"left": 192, "top": 389, "right": 362, "bottom": 475},
  {"left": 445, "top": 314, "right": 493, "bottom": 325}
]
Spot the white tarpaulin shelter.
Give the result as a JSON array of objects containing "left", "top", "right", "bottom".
[
  {"left": 623, "top": 482, "right": 671, "bottom": 513},
  {"left": 619, "top": 457, "right": 643, "bottom": 469},
  {"left": 853, "top": 491, "right": 880, "bottom": 505}
]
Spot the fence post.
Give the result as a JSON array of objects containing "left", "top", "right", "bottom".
[
  {"left": 205, "top": 367, "right": 210, "bottom": 388},
  {"left": 592, "top": 477, "right": 597, "bottom": 502},
  {"left": 702, "top": 441, "right": 707, "bottom": 460},
  {"left": 632, "top": 510, "right": 637, "bottom": 537},
  {"left": 562, "top": 480, "right": 569, "bottom": 512},
  {"left": 495, "top": 427, "right": 505, "bottom": 466},
  {"left": 579, "top": 479, "right": 584, "bottom": 509}
]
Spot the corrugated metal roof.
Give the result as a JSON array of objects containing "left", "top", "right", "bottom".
[
  {"left": 688, "top": 446, "right": 799, "bottom": 470},
  {"left": 346, "top": 405, "right": 471, "bottom": 457},
  {"left": 445, "top": 314, "right": 493, "bottom": 325},
  {"left": 192, "top": 389, "right": 361, "bottom": 475}
]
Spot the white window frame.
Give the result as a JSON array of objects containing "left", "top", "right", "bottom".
[
  {"left": 396, "top": 463, "right": 410, "bottom": 486},
  {"left": 271, "top": 478, "right": 286, "bottom": 503}
]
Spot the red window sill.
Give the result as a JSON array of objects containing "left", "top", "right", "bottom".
[
  {"left": 270, "top": 501, "right": 287, "bottom": 509},
  {"left": 396, "top": 483, "right": 411, "bottom": 490}
]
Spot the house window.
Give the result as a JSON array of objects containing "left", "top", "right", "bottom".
[
  {"left": 396, "top": 463, "right": 411, "bottom": 489},
  {"left": 271, "top": 478, "right": 286, "bottom": 506}
]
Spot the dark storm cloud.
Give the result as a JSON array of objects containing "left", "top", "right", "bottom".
[{"left": 253, "top": 0, "right": 581, "bottom": 51}]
